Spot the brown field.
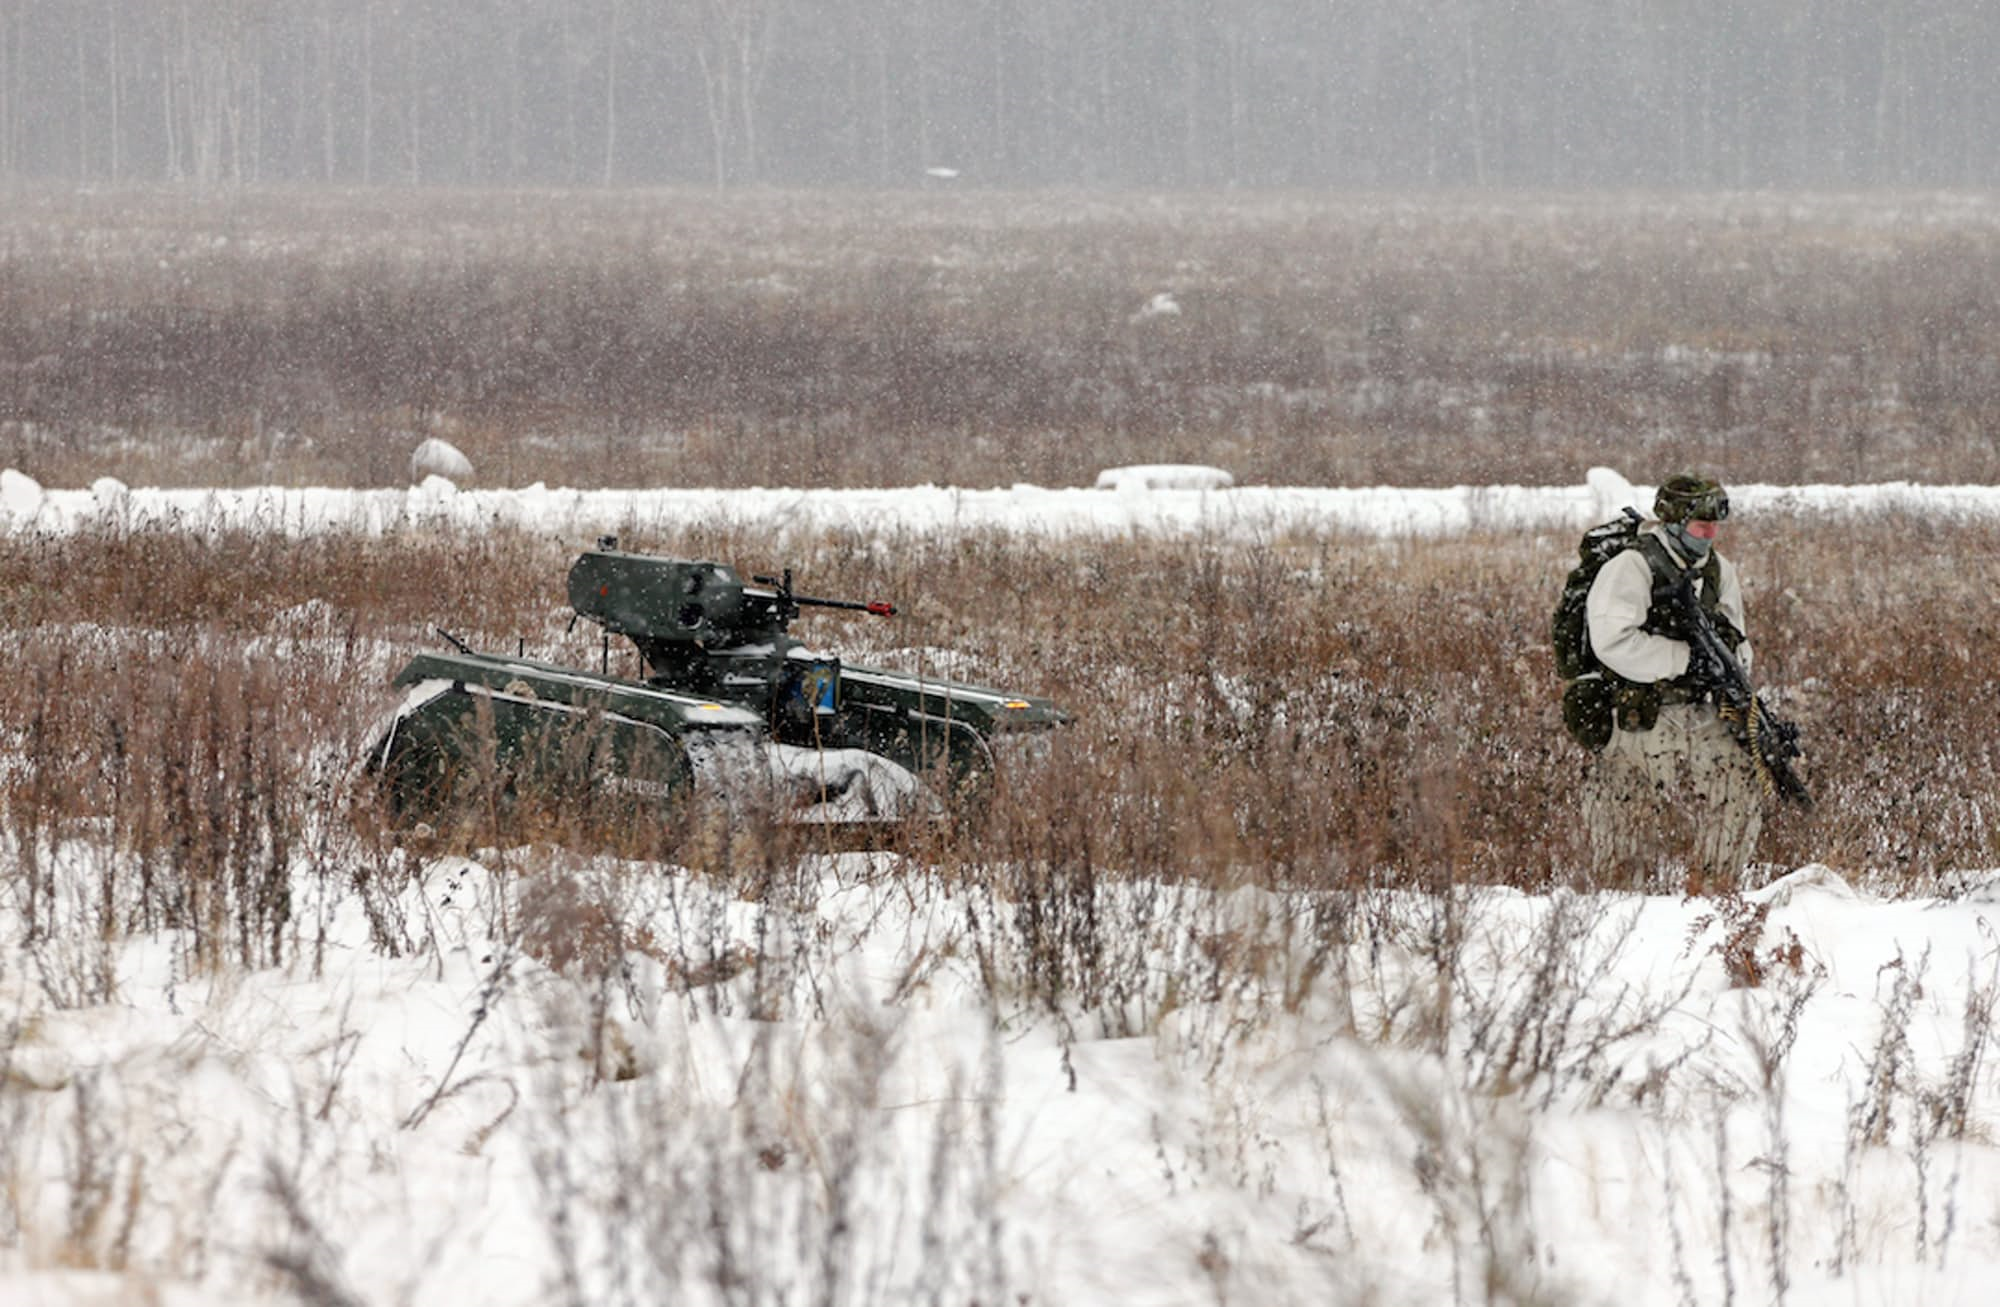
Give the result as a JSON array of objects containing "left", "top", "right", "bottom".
[
  {"left": 3, "top": 518, "right": 1992, "bottom": 920},
  {"left": 4, "top": 188, "right": 2000, "bottom": 490},
  {"left": 3, "top": 188, "right": 1995, "bottom": 921}
]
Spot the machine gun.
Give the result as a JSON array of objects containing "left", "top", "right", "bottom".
[
  {"left": 754, "top": 569, "right": 898, "bottom": 620},
  {"left": 564, "top": 542, "right": 899, "bottom": 710},
  {"left": 1671, "top": 571, "right": 1813, "bottom": 808}
]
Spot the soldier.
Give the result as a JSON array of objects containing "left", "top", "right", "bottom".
[{"left": 1579, "top": 474, "right": 1763, "bottom": 890}]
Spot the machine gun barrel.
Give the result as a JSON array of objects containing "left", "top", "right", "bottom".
[
  {"left": 797, "top": 594, "right": 897, "bottom": 617},
  {"left": 1672, "top": 572, "right": 1813, "bottom": 808},
  {"left": 754, "top": 572, "right": 897, "bottom": 618}
]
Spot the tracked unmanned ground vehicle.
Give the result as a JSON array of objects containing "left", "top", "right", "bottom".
[{"left": 369, "top": 538, "right": 1065, "bottom": 841}]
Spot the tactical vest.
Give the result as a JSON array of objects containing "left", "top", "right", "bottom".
[
  {"left": 1559, "top": 534, "right": 1741, "bottom": 749},
  {"left": 1632, "top": 535, "right": 1742, "bottom": 659}
]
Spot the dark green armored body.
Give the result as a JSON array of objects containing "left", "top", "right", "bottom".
[{"left": 370, "top": 539, "right": 1065, "bottom": 838}]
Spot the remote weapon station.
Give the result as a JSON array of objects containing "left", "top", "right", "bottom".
[{"left": 369, "top": 538, "right": 1066, "bottom": 841}]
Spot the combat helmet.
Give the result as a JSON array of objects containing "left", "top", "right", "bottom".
[{"left": 1654, "top": 474, "right": 1730, "bottom": 524}]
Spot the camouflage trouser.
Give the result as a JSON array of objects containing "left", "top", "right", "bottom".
[{"left": 1581, "top": 702, "right": 1763, "bottom": 888}]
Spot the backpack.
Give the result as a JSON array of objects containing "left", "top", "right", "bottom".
[
  {"left": 1551, "top": 507, "right": 1644, "bottom": 682},
  {"left": 1552, "top": 508, "right": 1646, "bottom": 749}
]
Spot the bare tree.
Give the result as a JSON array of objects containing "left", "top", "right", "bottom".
[{"left": 681, "top": 0, "right": 777, "bottom": 185}]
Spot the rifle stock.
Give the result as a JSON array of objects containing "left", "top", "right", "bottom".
[{"left": 1672, "top": 573, "right": 1813, "bottom": 807}]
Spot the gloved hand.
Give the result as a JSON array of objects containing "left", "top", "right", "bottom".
[
  {"left": 1644, "top": 607, "right": 1690, "bottom": 642},
  {"left": 1680, "top": 640, "right": 1727, "bottom": 694}
]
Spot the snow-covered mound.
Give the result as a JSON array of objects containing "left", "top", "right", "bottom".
[
  {"left": 410, "top": 437, "right": 474, "bottom": 483},
  {"left": 1585, "top": 464, "right": 1645, "bottom": 519},
  {"left": 0, "top": 467, "right": 43, "bottom": 520},
  {"left": 1094, "top": 463, "right": 1232, "bottom": 491}
]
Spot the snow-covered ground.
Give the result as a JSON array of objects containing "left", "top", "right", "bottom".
[
  {"left": 9, "top": 464, "right": 2000, "bottom": 541},
  {"left": 6, "top": 467, "right": 2000, "bottom": 1305},
  {"left": 8, "top": 846, "right": 2000, "bottom": 1306}
]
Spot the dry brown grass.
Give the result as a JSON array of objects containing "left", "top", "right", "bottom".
[
  {"left": 3, "top": 518, "right": 1992, "bottom": 909},
  {"left": 6, "top": 188, "right": 2000, "bottom": 490}
]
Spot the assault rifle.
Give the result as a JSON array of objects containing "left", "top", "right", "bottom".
[{"left": 1671, "top": 572, "right": 1813, "bottom": 808}]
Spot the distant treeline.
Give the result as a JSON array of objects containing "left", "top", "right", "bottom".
[{"left": 3, "top": 0, "right": 1998, "bottom": 189}]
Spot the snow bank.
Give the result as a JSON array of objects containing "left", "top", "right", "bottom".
[{"left": 9, "top": 472, "right": 2000, "bottom": 541}]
